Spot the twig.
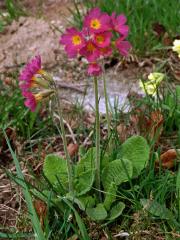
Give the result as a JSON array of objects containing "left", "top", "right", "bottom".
[
  {"left": 54, "top": 113, "right": 77, "bottom": 144},
  {"left": 56, "top": 82, "right": 87, "bottom": 93},
  {"left": 0, "top": 204, "right": 18, "bottom": 213},
  {"left": 83, "top": 130, "right": 93, "bottom": 146}
]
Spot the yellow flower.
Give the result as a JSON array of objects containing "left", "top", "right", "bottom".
[
  {"left": 140, "top": 72, "right": 165, "bottom": 95},
  {"left": 172, "top": 39, "right": 180, "bottom": 58}
]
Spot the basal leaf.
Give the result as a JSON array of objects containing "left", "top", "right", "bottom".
[
  {"left": 43, "top": 154, "right": 68, "bottom": 190},
  {"left": 121, "top": 136, "right": 150, "bottom": 176},
  {"left": 74, "top": 148, "right": 95, "bottom": 196},
  {"left": 74, "top": 169, "right": 95, "bottom": 196},
  {"left": 86, "top": 203, "right": 107, "bottom": 221},
  {"left": 108, "top": 201, "right": 125, "bottom": 220},
  {"left": 104, "top": 183, "right": 117, "bottom": 211},
  {"left": 102, "top": 159, "right": 133, "bottom": 190},
  {"left": 67, "top": 194, "right": 95, "bottom": 211}
]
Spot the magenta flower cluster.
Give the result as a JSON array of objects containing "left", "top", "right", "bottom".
[
  {"left": 19, "top": 55, "right": 42, "bottom": 111},
  {"left": 18, "top": 55, "right": 53, "bottom": 112},
  {"left": 60, "top": 8, "right": 131, "bottom": 76}
]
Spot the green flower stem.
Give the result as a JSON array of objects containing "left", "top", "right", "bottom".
[
  {"left": 102, "top": 66, "right": 111, "bottom": 141},
  {"left": 53, "top": 82, "right": 73, "bottom": 193},
  {"left": 93, "top": 76, "right": 101, "bottom": 201}
]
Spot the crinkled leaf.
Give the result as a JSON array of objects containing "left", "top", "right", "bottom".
[
  {"left": 102, "top": 159, "right": 133, "bottom": 190},
  {"left": 74, "top": 169, "right": 95, "bottom": 196},
  {"left": 76, "top": 147, "right": 95, "bottom": 174},
  {"left": 121, "top": 136, "right": 150, "bottom": 176},
  {"left": 104, "top": 183, "right": 117, "bottom": 211},
  {"left": 86, "top": 203, "right": 107, "bottom": 221},
  {"left": 74, "top": 148, "right": 95, "bottom": 196},
  {"left": 101, "top": 154, "right": 110, "bottom": 171},
  {"left": 43, "top": 154, "right": 68, "bottom": 190},
  {"left": 67, "top": 194, "right": 95, "bottom": 211},
  {"left": 108, "top": 201, "right": 125, "bottom": 220}
]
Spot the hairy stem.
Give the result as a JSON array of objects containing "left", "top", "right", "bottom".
[
  {"left": 54, "top": 82, "right": 73, "bottom": 193},
  {"left": 102, "top": 66, "right": 111, "bottom": 141},
  {"left": 93, "top": 76, "right": 101, "bottom": 201}
]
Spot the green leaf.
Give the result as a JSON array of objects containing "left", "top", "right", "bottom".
[
  {"left": 101, "top": 154, "right": 110, "bottom": 171},
  {"left": 104, "top": 183, "right": 117, "bottom": 211},
  {"left": 74, "top": 148, "right": 95, "bottom": 196},
  {"left": 108, "top": 201, "right": 125, "bottom": 220},
  {"left": 121, "top": 136, "right": 150, "bottom": 176},
  {"left": 67, "top": 194, "right": 95, "bottom": 211},
  {"left": 102, "top": 159, "right": 133, "bottom": 190},
  {"left": 43, "top": 154, "right": 68, "bottom": 190},
  {"left": 86, "top": 204, "right": 107, "bottom": 221},
  {"left": 76, "top": 147, "right": 95, "bottom": 174},
  {"left": 140, "top": 199, "right": 173, "bottom": 220},
  {"left": 74, "top": 169, "right": 95, "bottom": 196}
]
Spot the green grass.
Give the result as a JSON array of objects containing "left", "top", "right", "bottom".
[
  {"left": 0, "top": 76, "right": 57, "bottom": 140},
  {"left": 0, "top": 0, "right": 25, "bottom": 32},
  {"left": 3, "top": 130, "right": 46, "bottom": 240},
  {"left": 72, "top": 0, "right": 180, "bottom": 54}
]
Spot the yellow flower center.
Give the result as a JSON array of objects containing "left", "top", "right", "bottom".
[
  {"left": 35, "top": 93, "right": 43, "bottom": 102},
  {"left": 34, "top": 90, "right": 54, "bottom": 102},
  {"left": 87, "top": 42, "right": 95, "bottom": 52},
  {"left": 100, "top": 47, "right": 107, "bottom": 54},
  {"left": 37, "top": 69, "right": 45, "bottom": 75},
  {"left": 30, "top": 69, "right": 50, "bottom": 89},
  {"left": 30, "top": 75, "right": 38, "bottom": 88},
  {"left": 72, "top": 35, "right": 82, "bottom": 46},
  {"left": 96, "top": 35, "right": 104, "bottom": 44},
  {"left": 30, "top": 69, "right": 45, "bottom": 87},
  {"left": 90, "top": 19, "right": 101, "bottom": 30}
]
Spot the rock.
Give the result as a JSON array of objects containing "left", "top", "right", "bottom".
[{"left": 0, "top": 17, "right": 62, "bottom": 72}]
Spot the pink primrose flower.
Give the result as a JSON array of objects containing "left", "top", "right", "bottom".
[
  {"left": 83, "top": 8, "right": 111, "bottom": 34},
  {"left": 22, "top": 91, "right": 37, "bottom": 112},
  {"left": 19, "top": 55, "right": 42, "bottom": 90},
  {"left": 111, "top": 13, "right": 129, "bottom": 37},
  {"left": 80, "top": 40, "right": 100, "bottom": 62},
  {"left": 100, "top": 46, "right": 113, "bottom": 58},
  {"left": 87, "top": 62, "right": 102, "bottom": 76},
  {"left": 60, "top": 27, "right": 85, "bottom": 58},
  {"left": 116, "top": 37, "right": 131, "bottom": 56},
  {"left": 93, "top": 31, "right": 112, "bottom": 48}
]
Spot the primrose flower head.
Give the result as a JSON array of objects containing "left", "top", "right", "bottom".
[
  {"left": 80, "top": 40, "right": 100, "bottom": 62},
  {"left": 83, "top": 7, "right": 111, "bottom": 34},
  {"left": 22, "top": 90, "right": 54, "bottom": 112},
  {"left": 87, "top": 62, "right": 102, "bottom": 76},
  {"left": 140, "top": 72, "right": 165, "bottom": 95},
  {"left": 60, "top": 27, "right": 85, "bottom": 58},
  {"left": 93, "top": 31, "right": 112, "bottom": 48},
  {"left": 19, "top": 55, "right": 54, "bottom": 112},
  {"left": 100, "top": 46, "right": 112, "bottom": 58},
  {"left": 60, "top": 7, "right": 131, "bottom": 76},
  {"left": 19, "top": 55, "right": 44, "bottom": 90},
  {"left": 22, "top": 92, "right": 37, "bottom": 112},
  {"left": 111, "top": 13, "right": 129, "bottom": 37},
  {"left": 172, "top": 39, "right": 180, "bottom": 58},
  {"left": 148, "top": 72, "right": 165, "bottom": 83}
]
